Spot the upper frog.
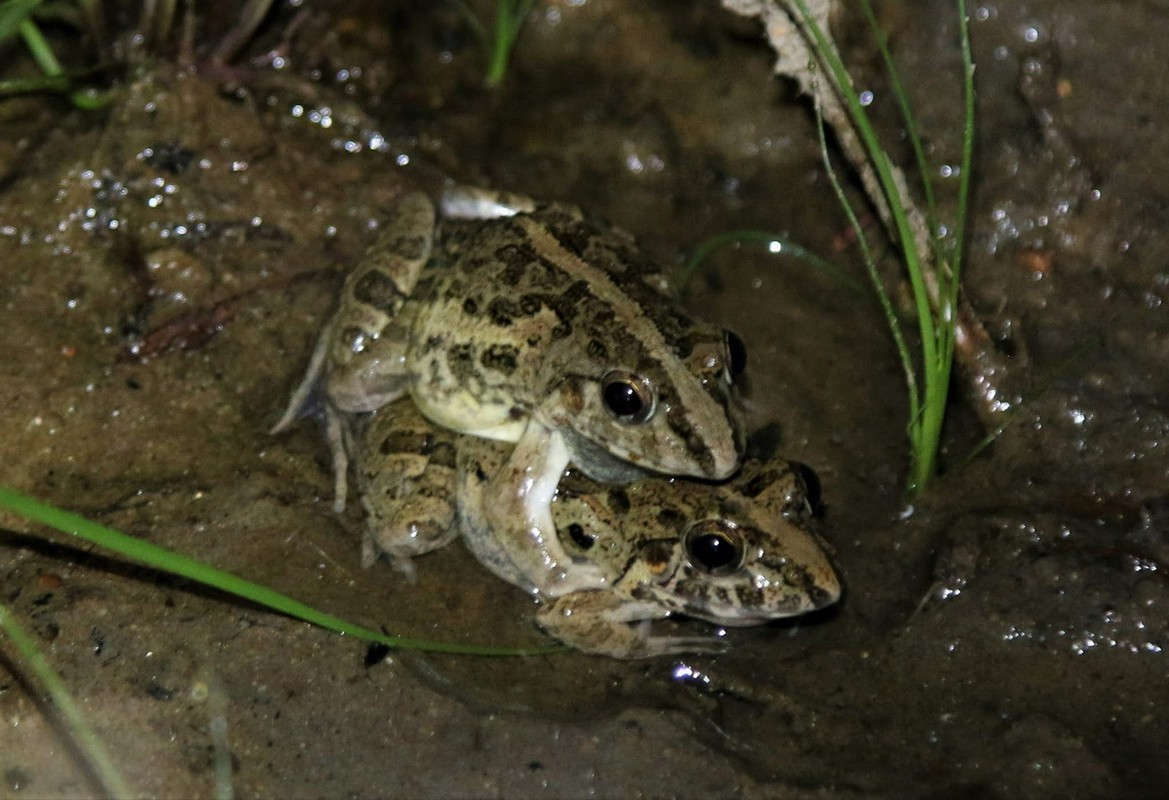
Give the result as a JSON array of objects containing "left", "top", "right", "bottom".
[
  {"left": 405, "top": 198, "right": 747, "bottom": 482},
  {"left": 274, "top": 189, "right": 748, "bottom": 595}
]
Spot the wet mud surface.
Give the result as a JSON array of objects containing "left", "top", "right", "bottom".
[{"left": 1, "top": 1, "right": 1167, "bottom": 797}]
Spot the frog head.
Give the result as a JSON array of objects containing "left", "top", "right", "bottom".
[
  {"left": 544, "top": 322, "right": 748, "bottom": 482},
  {"left": 627, "top": 459, "right": 842, "bottom": 624},
  {"left": 472, "top": 201, "right": 749, "bottom": 481}
]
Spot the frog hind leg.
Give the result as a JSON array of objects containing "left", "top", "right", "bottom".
[
  {"left": 357, "top": 401, "right": 460, "bottom": 570},
  {"left": 479, "top": 422, "right": 607, "bottom": 598},
  {"left": 272, "top": 193, "right": 435, "bottom": 430},
  {"left": 326, "top": 192, "right": 435, "bottom": 415},
  {"left": 537, "top": 595, "right": 730, "bottom": 659}
]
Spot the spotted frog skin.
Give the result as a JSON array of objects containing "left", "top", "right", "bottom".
[
  {"left": 360, "top": 400, "right": 841, "bottom": 659},
  {"left": 275, "top": 189, "right": 747, "bottom": 597}
]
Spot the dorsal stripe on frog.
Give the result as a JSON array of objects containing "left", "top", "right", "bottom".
[{"left": 463, "top": 212, "right": 736, "bottom": 476}]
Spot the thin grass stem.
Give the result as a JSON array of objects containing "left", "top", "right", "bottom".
[
  {"left": 679, "top": 229, "right": 864, "bottom": 292},
  {"left": 12, "top": 12, "right": 109, "bottom": 108},
  {"left": 0, "top": 602, "right": 135, "bottom": 799},
  {"left": 813, "top": 98, "right": 920, "bottom": 425},
  {"left": 857, "top": 0, "right": 941, "bottom": 258},
  {"left": 485, "top": 0, "right": 534, "bottom": 88},
  {"left": 790, "top": 0, "right": 976, "bottom": 491},
  {"left": 18, "top": 16, "right": 63, "bottom": 75},
  {"left": 0, "top": 0, "right": 39, "bottom": 42},
  {"left": 792, "top": 0, "right": 935, "bottom": 479},
  {"left": 0, "top": 484, "right": 564, "bottom": 657},
  {"left": 791, "top": 1, "right": 938, "bottom": 368},
  {"left": 0, "top": 73, "right": 70, "bottom": 93}
]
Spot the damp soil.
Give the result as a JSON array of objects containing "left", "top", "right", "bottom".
[{"left": 1, "top": 1, "right": 1167, "bottom": 797}]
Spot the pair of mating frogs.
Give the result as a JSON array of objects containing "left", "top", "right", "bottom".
[{"left": 274, "top": 188, "right": 840, "bottom": 657}]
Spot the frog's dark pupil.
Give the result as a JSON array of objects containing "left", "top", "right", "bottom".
[
  {"left": 725, "top": 330, "right": 747, "bottom": 377},
  {"left": 690, "top": 533, "right": 739, "bottom": 571},
  {"left": 567, "top": 523, "right": 595, "bottom": 549},
  {"left": 603, "top": 380, "right": 643, "bottom": 417}
]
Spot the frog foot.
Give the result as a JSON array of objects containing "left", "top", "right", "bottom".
[
  {"left": 360, "top": 506, "right": 459, "bottom": 569},
  {"left": 360, "top": 532, "right": 419, "bottom": 581},
  {"left": 536, "top": 560, "right": 608, "bottom": 598}
]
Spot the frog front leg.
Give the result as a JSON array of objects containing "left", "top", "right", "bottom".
[
  {"left": 480, "top": 422, "right": 608, "bottom": 598},
  {"left": 537, "top": 594, "right": 730, "bottom": 659},
  {"left": 357, "top": 402, "right": 460, "bottom": 573}
]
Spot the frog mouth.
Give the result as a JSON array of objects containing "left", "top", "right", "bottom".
[
  {"left": 676, "top": 577, "right": 841, "bottom": 625},
  {"left": 680, "top": 598, "right": 817, "bottom": 626},
  {"left": 558, "top": 428, "right": 651, "bottom": 483}
]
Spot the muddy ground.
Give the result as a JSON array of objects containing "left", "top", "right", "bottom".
[{"left": 1, "top": 1, "right": 1167, "bottom": 797}]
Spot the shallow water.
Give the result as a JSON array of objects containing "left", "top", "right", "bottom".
[{"left": 1, "top": 1, "right": 1167, "bottom": 797}]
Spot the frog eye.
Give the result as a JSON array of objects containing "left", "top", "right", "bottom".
[
  {"left": 684, "top": 520, "right": 744, "bottom": 575},
  {"left": 601, "top": 370, "right": 655, "bottom": 423},
  {"left": 724, "top": 329, "right": 747, "bottom": 379}
]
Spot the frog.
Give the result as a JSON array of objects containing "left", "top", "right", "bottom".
[
  {"left": 274, "top": 187, "right": 748, "bottom": 597},
  {"left": 359, "top": 400, "right": 842, "bottom": 659}
]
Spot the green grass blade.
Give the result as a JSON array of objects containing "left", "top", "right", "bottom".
[
  {"left": 0, "top": 72, "right": 71, "bottom": 93},
  {"left": 485, "top": 0, "right": 534, "bottom": 88},
  {"left": 793, "top": 0, "right": 932, "bottom": 478},
  {"left": 18, "top": 15, "right": 62, "bottom": 75},
  {"left": 909, "top": 0, "right": 974, "bottom": 490},
  {"left": 790, "top": 0, "right": 938, "bottom": 377},
  {"left": 857, "top": 0, "right": 941, "bottom": 257},
  {"left": 0, "top": 484, "right": 564, "bottom": 657},
  {"left": 0, "top": 0, "right": 41, "bottom": 42},
  {"left": 0, "top": 602, "right": 135, "bottom": 799},
  {"left": 952, "top": 0, "right": 976, "bottom": 288},
  {"left": 812, "top": 98, "right": 920, "bottom": 429},
  {"left": 13, "top": 14, "right": 109, "bottom": 108},
  {"left": 791, "top": 0, "right": 976, "bottom": 492},
  {"left": 679, "top": 229, "right": 865, "bottom": 293}
]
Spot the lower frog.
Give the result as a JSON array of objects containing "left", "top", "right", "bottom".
[{"left": 361, "top": 400, "right": 841, "bottom": 659}]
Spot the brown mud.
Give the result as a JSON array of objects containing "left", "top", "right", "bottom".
[{"left": 1, "top": 1, "right": 1166, "bottom": 797}]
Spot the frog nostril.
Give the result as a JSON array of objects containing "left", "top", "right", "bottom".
[{"left": 567, "top": 523, "right": 596, "bottom": 549}]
